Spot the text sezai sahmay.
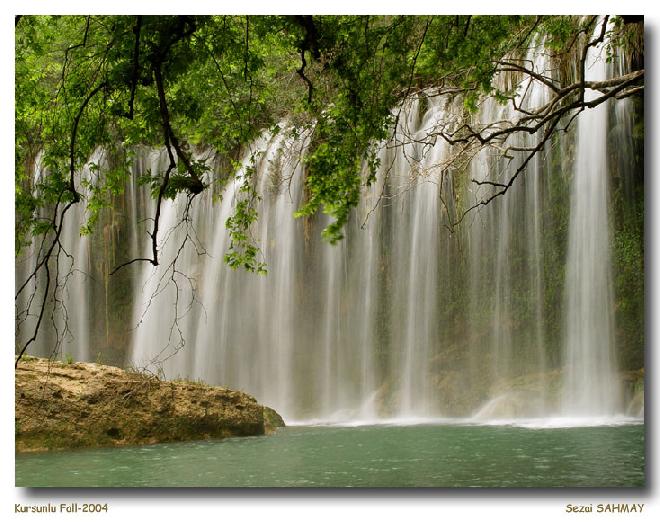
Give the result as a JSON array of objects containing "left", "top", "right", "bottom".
[{"left": 566, "top": 503, "right": 645, "bottom": 513}]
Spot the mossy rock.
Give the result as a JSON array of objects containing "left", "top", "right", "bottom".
[{"left": 263, "top": 406, "right": 285, "bottom": 431}]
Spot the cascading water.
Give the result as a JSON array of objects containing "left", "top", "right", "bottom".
[
  {"left": 16, "top": 148, "right": 109, "bottom": 363},
  {"left": 468, "top": 37, "right": 551, "bottom": 419},
  {"left": 561, "top": 35, "right": 622, "bottom": 417},
  {"left": 16, "top": 37, "right": 642, "bottom": 425}
]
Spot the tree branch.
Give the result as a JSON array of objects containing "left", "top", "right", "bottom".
[
  {"left": 125, "top": 15, "right": 142, "bottom": 120},
  {"left": 69, "top": 82, "right": 107, "bottom": 201},
  {"left": 297, "top": 48, "right": 313, "bottom": 104}
]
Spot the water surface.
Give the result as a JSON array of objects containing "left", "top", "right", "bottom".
[{"left": 16, "top": 423, "right": 644, "bottom": 488}]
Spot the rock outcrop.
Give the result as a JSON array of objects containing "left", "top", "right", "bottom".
[{"left": 15, "top": 356, "right": 284, "bottom": 453}]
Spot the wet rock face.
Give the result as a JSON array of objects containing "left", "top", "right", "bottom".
[{"left": 15, "top": 356, "right": 284, "bottom": 452}]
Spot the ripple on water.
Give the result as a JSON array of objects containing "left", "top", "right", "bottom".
[{"left": 15, "top": 423, "right": 644, "bottom": 488}]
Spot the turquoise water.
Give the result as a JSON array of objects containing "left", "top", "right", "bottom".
[{"left": 15, "top": 423, "right": 644, "bottom": 487}]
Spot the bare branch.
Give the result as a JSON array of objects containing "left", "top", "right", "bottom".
[{"left": 498, "top": 60, "right": 560, "bottom": 94}]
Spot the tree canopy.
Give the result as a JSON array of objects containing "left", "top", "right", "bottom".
[{"left": 15, "top": 15, "right": 644, "bottom": 364}]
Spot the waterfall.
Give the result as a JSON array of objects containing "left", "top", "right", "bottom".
[
  {"left": 467, "top": 37, "right": 551, "bottom": 418},
  {"left": 16, "top": 148, "right": 107, "bottom": 362},
  {"left": 16, "top": 39, "right": 641, "bottom": 424},
  {"left": 561, "top": 36, "right": 622, "bottom": 417},
  {"left": 126, "top": 86, "right": 550, "bottom": 422}
]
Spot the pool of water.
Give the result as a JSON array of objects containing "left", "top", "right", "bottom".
[{"left": 15, "top": 422, "right": 645, "bottom": 487}]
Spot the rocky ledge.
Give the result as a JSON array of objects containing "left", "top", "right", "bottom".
[{"left": 15, "top": 356, "right": 285, "bottom": 453}]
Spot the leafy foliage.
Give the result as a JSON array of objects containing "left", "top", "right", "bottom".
[{"left": 15, "top": 15, "right": 641, "bottom": 263}]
